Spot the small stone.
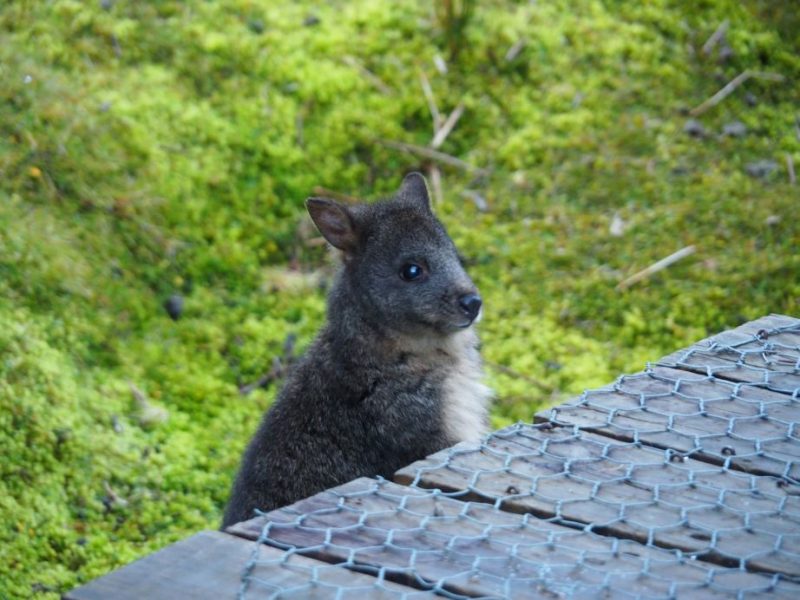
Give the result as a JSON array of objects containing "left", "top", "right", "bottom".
[
  {"left": 717, "top": 45, "right": 734, "bottom": 63},
  {"left": 282, "top": 82, "right": 299, "bottom": 94},
  {"left": 721, "top": 121, "right": 746, "bottom": 137},
  {"left": 164, "top": 294, "right": 183, "bottom": 320},
  {"left": 111, "top": 415, "right": 124, "bottom": 434},
  {"left": 765, "top": 214, "right": 781, "bottom": 226},
  {"left": 744, "top": 92, "right": 758, "bottom": 106},
  {"left": 683, "top": 119, "right": 706, "bottom": 138},
  {"left": 247, "top": 19, "right": 265, "bottom": 34},
  {"left": 609, "top": 212, "right": 626, "bottom": 237},
  {"left": 745, "top": 160, "right": 778, "bottom": 179},
  {"left": 303, "top": 14, "right": 320, "bottom": 27}
]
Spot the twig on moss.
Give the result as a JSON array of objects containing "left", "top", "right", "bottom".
[
  {"left": 312, "top": 186, "right": 359, "bottom": 204},
  {"left": 787, "top": 154, "right": 796, "bottom": 185},
  {"left": 701, "top": 20, "right": 729, "bottom": 56},
  {"left": 342, "top": 56, "right": 392, "bottom": 95},
  {"left": 103, "top": 481, "right": 129, "bottom": 508},
  {"left": 690, "top": 70, "right": 784, "bottom": 117},
  {"left": 427, "top": 164, "right": 443, "bottom": 205},
  {"left": 419, "top": 71, "right": 442, "bottom": 134},
  {"left": 295, "top": 112, "right": 304, "bottom": 147},
  {"left": 617, "top": 245, "right": 696, "bottom": 290},
  {"left": 431, "top": 102, "right": 465, "bottom": 149},
  {"left": 505, "top": 39, "right": 526, "bottom": 62},
  {"left": 239, "top": 357, "right": 283, "bottom": 396},
  {"left": 305, "top": 236, "right": 327, "bottom": 247},
  {"left": 486, "top": 361, "right": 553, "bottom": 393},
  {"left": 377, "top": 139, "right": 489, "bottom": 175}
]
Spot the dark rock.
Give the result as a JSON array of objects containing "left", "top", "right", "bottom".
[
  {"left": 54, "top": 427, "right": 71, "bottom": 444},
  {"left": 164, "top": 294, "right": 184, "bottom": 320},
  {"left": 722, "top": 121, "right": 747, "bottom": 137},
  {"left": 303, "top": 14, "right": 321, "bottom": 27},
  {"left": 247, "top": 19, "right": 265, "bottom": 34},
  {"left": 745, "top": 160, "right": 778, "bottom": 179},
  {"left": 744, "top": 92, "right": 758, "bottom": 106},
  {"left": 683, "top": 119, "right": 706, "bottom": 138},
  {"left": 671, "top": 165, "right": 690, "bottom": 176}
]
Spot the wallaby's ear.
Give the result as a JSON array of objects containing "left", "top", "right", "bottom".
[
  {"left": 397, "top": 172, "right": 431, "bottom": 212},
  {"left": 306, "top": 198, "right": 359, "bottom": 252}
]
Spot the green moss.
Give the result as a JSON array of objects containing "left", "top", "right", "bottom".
[{"left": 1, "top": 0, "right": 798, "bottom": 597}]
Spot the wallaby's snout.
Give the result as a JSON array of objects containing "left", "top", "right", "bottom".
[{"left": 458, "top": 293, "right": 482, "bottom": 323}]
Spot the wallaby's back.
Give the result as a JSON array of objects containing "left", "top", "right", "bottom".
[{"left": 221, "top": 173, "right": 490, "bottom": 528}]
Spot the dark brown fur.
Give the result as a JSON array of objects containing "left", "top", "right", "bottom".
[{"left": 221, "top": 173, "right": 490, "bottom": 528}]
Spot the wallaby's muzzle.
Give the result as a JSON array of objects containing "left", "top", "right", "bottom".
[{"left": 458, "top": 293, "right": 482, "bottom": 322}]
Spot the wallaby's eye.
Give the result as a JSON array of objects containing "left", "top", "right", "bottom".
[{"left": 400, "top": 263, "right": 425, "bottom": 281}]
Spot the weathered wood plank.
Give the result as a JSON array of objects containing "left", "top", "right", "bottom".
[
  {"left": 659, "top": 314, "right": 800, "bottom": 396},
  {"left": 535, "top": 365, "right": 800, "bottom": 481},
  {"left": 65, "top": 530, "right": 426, "bottom": 600},
  {"left": 395, "top": 424, "right": 800, "bottom": 578},
  {"left": 230, "top": 477, "right": 800, "bottom": 598}
]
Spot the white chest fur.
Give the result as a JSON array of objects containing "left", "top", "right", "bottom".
[{"left": 439, "top": 329, "right": 492, "bottom": 444}]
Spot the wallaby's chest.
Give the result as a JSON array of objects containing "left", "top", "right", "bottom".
[
  {"left": 438, "top": 333, "right": 491, "bottom": 444},
  {"left": 391, "top": 329, "right": 491, "bottom": 445}
]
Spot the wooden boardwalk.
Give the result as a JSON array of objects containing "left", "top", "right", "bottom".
[{"left": 67, "top": 314, "right": 800, "bottom": 599}]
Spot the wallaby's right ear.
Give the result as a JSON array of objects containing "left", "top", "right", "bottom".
[
  {"left": 397, "top": 172, "right": 431, "bottom": 212},
  {"left": 306, "top": 198, "right": 359, "bottom": 252}
]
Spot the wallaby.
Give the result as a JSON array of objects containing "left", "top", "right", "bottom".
[{"left": 221, "top": 173, "right": 491, "bottom": 528}]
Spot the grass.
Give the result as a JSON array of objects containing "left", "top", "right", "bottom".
[{"left": 1, "top": 0, "right": 798, "bottom": 597}]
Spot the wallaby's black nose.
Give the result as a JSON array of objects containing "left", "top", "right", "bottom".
[{"left": 458, "top": 293, "right": 482, "bottom": 321}]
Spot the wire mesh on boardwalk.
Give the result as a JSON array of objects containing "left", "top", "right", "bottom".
[{"left": 229, "top": 315, "right": 800, "bottom": 599}]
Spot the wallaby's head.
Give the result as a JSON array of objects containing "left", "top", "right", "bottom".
[{"left": 307, "top": 173, "right": 481, "bottom": 336}]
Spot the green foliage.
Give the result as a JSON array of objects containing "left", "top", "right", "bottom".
[{"left": 1, "top": 0, "right": 798, "bottom": 597}]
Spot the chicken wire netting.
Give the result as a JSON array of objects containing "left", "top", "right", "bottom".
[
  {"left": 234, "top": 316, "right": 799, "bottom": 599},
  {"left": 236, "top": 472, "right": 798, "bottom": 599},
  {"left": 656, "top": 316, "right": 800, "bottom": 397}
]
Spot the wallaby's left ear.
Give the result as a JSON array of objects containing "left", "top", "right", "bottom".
[
  {"left": 397, "top": 172, "right": 431, "bottom": 212},
  {"left": 306, "top": 198, "right": 359, "bottom": 253}
]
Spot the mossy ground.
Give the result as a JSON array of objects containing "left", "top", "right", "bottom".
[{"left": 1, "top": 1, "right": 798, "bottom": 597}]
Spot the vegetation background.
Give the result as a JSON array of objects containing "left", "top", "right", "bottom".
[{"left": 1, "top": 0, "right": 797, "bottom": 597}]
